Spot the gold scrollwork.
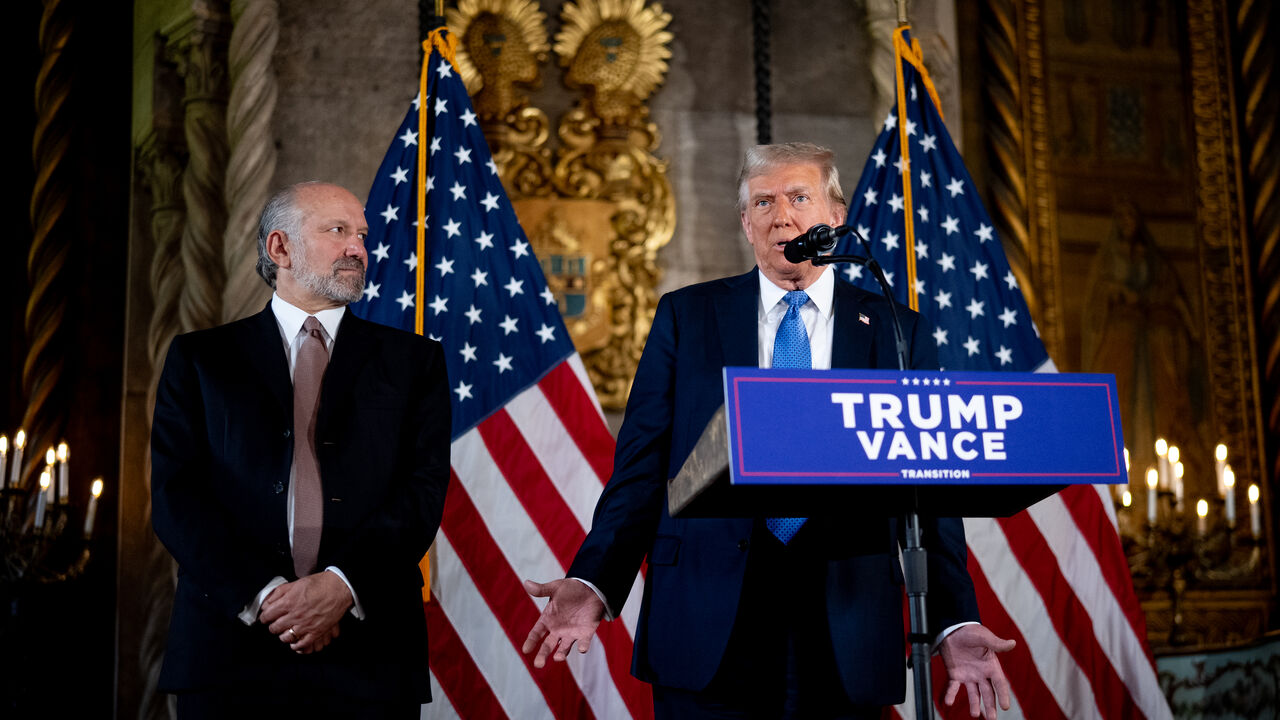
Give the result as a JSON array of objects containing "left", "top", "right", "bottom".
[{"left": 449, "top": 0, "right": 675, "bottom": 410}]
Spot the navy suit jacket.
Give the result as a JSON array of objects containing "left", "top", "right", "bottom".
[
  {"left": 567, "top": 269, "right": 979, "bottom": 705},
  {"left": 150, "top": 305, "right": 450, "bottom": 702}
]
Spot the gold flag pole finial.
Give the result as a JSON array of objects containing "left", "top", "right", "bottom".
[{"left": 896, "top": 0, "right": 909, "bottom": 26}]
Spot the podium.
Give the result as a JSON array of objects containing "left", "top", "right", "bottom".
[{"left": 668, "top": 367, "right": 1125, "bottom": 719}]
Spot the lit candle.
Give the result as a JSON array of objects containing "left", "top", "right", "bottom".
[
  {"left": 34, "top": 469, "right": 50, "bottom": 529},
  {"left": 1146, "top": 468, "right": 1159, "bottom": 524},
  {"left": 44, "top": 447, "right": 56, "bottom": 505},
  {"left": 1196, "top": 499, "right": 1208, "bottom": 536},
  {"left": 56, "top": 442, "right": 68, "bottom": 504},
  {"left": 9, "top": 429, "right": 25, "bottom": 489},
  {"left": 1172, "top": 456, "right": 1184, "bottom": 511},
  {"left": 1155, "top": 439, "right": 1170, "bottom": 490},
  {"left": 0, "top": 434, "right": 7, "bottom": 489},
  {"left": 84, "top": 477, "right": 103, "bottom": 538},
  {"left": 1223, "top": 465, "right": 1236, "bottom": 527},
  {"left": 1249, "top": 484, "right": 1261, "bottom": 538},
  {"left": 1214, "top": 443, "right": 1228, "bottom": 496}
]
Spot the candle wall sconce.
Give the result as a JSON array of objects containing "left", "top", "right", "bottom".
[{"left": 0, "top": 429, "right": 104, "bottom": 588}]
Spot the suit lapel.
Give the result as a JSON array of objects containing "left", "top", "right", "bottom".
[
  {"left": 241, "top": 304, "right": 293, "bottom": 414},
  {"left": 319, "top": 309, "right": 378, "bottom": 435},
  {"left": 714, "top": 270, "right": 760, "bottom": 368},
  {"left": 832, "top": 281, "right": 878, "bottom": 370}
]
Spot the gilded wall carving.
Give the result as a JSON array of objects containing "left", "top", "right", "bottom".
[{"left": 448, "top": 0, "right": 675, "bottom": 409}]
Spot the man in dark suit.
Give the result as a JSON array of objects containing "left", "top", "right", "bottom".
[
  {"left": 524, "top": 144, "right": 1014, "bottom": 719},
  {"left": 151, "top": 182, "right": 450, "bottom": 718}
]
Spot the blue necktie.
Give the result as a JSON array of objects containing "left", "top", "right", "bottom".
[{"left": 767, "top": 290, "right": 810, "bottom": 544}]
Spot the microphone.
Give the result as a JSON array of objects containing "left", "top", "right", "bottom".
[{"left": 784, "top": 223, "right": 846, "bottom": 263}]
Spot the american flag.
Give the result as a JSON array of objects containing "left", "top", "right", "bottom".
[
  {"left": 351, "top": 31, "right": 651, "bottom": 719},
  {"left": 838, "top": 28, "right": 1172, "bottom": 719}
]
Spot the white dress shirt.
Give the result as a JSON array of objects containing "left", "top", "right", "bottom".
[{"left": 236, "top": 294, "right": 365, "bottom": 625}]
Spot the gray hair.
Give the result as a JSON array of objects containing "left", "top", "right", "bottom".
[
  {"left": 736, "top": 142, "right": 846, "bottom": 215},
  {"left": 255, "top": 182, "right": 319, "bottom": 288}
]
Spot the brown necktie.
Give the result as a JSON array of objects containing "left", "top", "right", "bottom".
[{"left": 292, "top": 316, "right": 328, "bottom": 577}]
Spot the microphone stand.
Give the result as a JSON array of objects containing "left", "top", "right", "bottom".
[{"left": 810, "top": 241, "right": 936, "bottom": 720}]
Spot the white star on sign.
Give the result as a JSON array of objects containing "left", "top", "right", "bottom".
[
  {"left": 460, "top": 109, "right": 477, "bottom": 127},
  {"left": 403, "top": 252, "right": 418, "bottom": 272},
  {"left": 475, "top": 230, "right": 494, "bottom": 250},
  {"left": 970, "top": 260, "right": 990, "bottom": 281},
  {"left": 884, "top": 271, "right": 894, "bottom": 286},
  {"left": 450, "top": 182, "right": 467, "bottom": 201},
  {"left": 395, "top": 290, "right": 414, "bottom": 311},
  {"left": 540, "top": 286, "right": 555, "bottom": 305},
  {"left": 917, "top": 206, "right": 930, "bottom": 223},
  {"left": 471, "top": 268, "right": 488, "bottom": 287},
  {"left": 872, "top": 149, "right": 887, "bottom": 167},
  {"left": 893, "top": 156, "right": 906, "bottom": 175},
  {"left": 487, "top": 158, "right": 498, "bottom": 175},
  {"left": 460, "top": 342, "right": 477, "bottom": 362},
  {"left": 436, "top": 61, "right": 453, "bottom": 78},
  {"left": 975, "top": 224, "right": 994, "bottom": 243},
  {"left": 883, "top": 111, "right": 897, "bottom": 131},
  {"left": 996, "top": 345, "right": 1013, "bottom": 366},
  {"left": 946, "top": 177, "right": 965, "bottom": 197},
  {"left": 428, "top": 295, "right": 448, "bottom": 315},
  {"left": 465, "top": 305, "right": 483, "bottom": 325},
  {"left": 913, "top": 277, "right": 925, "bottom": 296},
  {"left": 881, "top": 231, "right": 900, "bottom": 251},
  {"left": 435, "top": 256, "right": 454, "bottom": 276},
  {"left": 399, "top": 128, "right": 417, "bottom": 147},
  {"left": 434, "top": 97, "right": 448, "bottom": 116},
  {"left": 964, "top": 336, "right": 981, "bottom": 356},
  {"left": 863, "top": 188, "right": 878, "bottom": 205},
  {"left": 430, "top": 136, "right": 441, "bottom": 155},
  {"left": 934, "top": 289, "right": 952, "bottom": 309},
  {"left": 888, "top": 194, "right": 904, "bottom": 213},
  {"left": 494, "top": 353, "right": 514, "bottom": 373},
  {"left": 844, "top": 264, "right": 863, "bottom": 281},
  {"left": 504, "top": 277, "right": 524, "bottom": 296},
  {"left": 362, "top": 282, "right": 380, "bottom": 301},
  {"left": 966, "top": 298, "right": 985, "bottom": 319},
  {"left": 1004, "top": 270, "right": 1019, "bottom": 290},
  {"left": 999, "top": 307, "right": 1018, "bottom": 327},
  {"left": 933, "top": 327, "right": 949, "bottom": 346},
  {"left": 379, "top": 204, "right": 399, "bottom": 223},
  {"left": 905, "top": 119, "right": 917, "bottom": 136},
  {"left": 481, "top": 192, "right": 500, "bottom": 212},
  {"left": 412, "top": 93, "right": 421, "bottom": 110},
  {"left": 499, "top": 315, "right": 519, "bottom": 335},
  {"left": 443, "top": 219, "right": 461, "bottom": 238},
  {"left": 920, "top": 134, "right": 937, "bottom": 152},
  {"left": 511, "top": 239, "right": 530, "bottom": 258},
  {"left": 920, "top": 170, "right": 932, "bottom": 188},
  {"left": 915, "top": 242, "right": 929, "bottom": 259},
  {"left": 390, "top": 166, "right": 409, "bottom": 185},
  {"left": 536, "top": 323, "right": 556, "bottom": 343},
  {"left": 454, "top": 147, "right": 472, "bottom": 165},
  {"left": 371, "top": 242, "right": 390, "bottom": 262},
  {"left": 425, "top": 175, "right": 435, "bottom": 192},
  {"left": 454, "top": 381, "right": 472, "bottom": 401},
  {"left": 942, "top": 215, "right": 960, "bottom": 235}
]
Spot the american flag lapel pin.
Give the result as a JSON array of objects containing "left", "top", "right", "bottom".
[{"left": 859, "top": 313, "right": 870, "bottom": 325}]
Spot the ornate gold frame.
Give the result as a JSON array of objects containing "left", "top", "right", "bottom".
[{"left": 448, "top": 0, "right": 675, "bottom": 409}]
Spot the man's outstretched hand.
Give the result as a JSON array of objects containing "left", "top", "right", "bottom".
[
  {"left": 938, "top": 624, "right": 1016, "bottom": 719},
  {"left": 521, "top": 578, "right": 606, "bottom": 668}
]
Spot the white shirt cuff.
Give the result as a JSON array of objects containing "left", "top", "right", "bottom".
[
  {"left": 239, "top": 576, "right": 288, "bottom": 625},
  {"left": 569, "top": 577, "right": 615, "bottom": 621},
  {"left": 934, "top": 620, "right": 978, "bottom": 650},
  {"left": 325, "top": 566, "right": 366, "bottom": 620}
]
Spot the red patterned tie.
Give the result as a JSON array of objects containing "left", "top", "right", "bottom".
[{"left": 292, "top": 316, "right": 328, "bottom": 577}]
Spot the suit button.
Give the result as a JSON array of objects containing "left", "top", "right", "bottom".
[
  {"left": 737, "top": 539, "right": 749, "bottom": 551},
  {"left": 283, "top": 429, "right": 291, "bottom": 438},
  {"left": 273, "top": 481, "right": 285, "bottom": 494}
]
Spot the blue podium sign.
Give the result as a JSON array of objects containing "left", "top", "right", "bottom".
[{"left": 724, "top": 368, "right": 1125, "bottom": 486}]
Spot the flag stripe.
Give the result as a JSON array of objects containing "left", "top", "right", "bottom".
[
  {"left": 431, "top": 529, "right": 554, "bottom": 718},
  {"left": 997, "top": 511, "right": 1140, "bottom": 719},
  {"left": 426, "top": 600, "right": 510, "bottom": 720},
  {"left": 539, "top": 359, "right": 617, "bottom": 483},
  {"left": 440, "top": 471, "right": 595, "bottom": 719},
  {"left": 477, "top": 409, "right": 587, "bottom": 569},
  {"left": 1058, "top": 484, "right": 1154, "bottom": 655},
  {"left": 594, "top": 611, "right": 654, "bottom": 720}
]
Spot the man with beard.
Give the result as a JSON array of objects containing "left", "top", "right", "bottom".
[{"left": 151, "top": 182, "right": 451, "bottom": 718}]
